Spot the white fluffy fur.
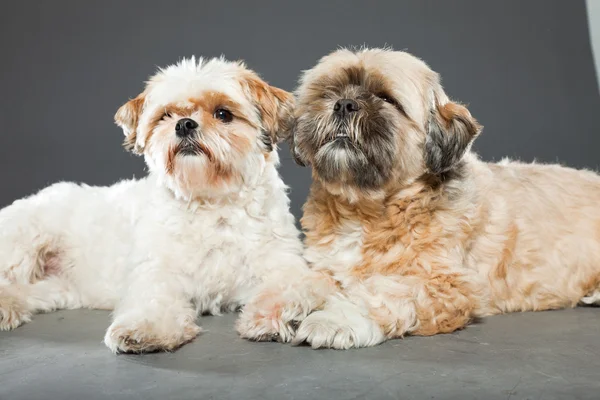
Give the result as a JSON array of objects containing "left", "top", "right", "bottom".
[{"left": 0, "top": 57, "right": 311, "bottom": 353}]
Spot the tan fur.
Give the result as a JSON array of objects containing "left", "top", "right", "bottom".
[
  {"left": 239, "top": 73, "right": 295, "bottom": 143},
  {"left": 115, "top": 92, "right": 146, "bottom": 153},
  {"left": 288, "top": 48, "right": 600, "bottom": 348}
]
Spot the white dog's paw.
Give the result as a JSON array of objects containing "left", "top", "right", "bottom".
[
  {"left": 236, "top": 308, "right": 299, "bottom": 343},
  {"left": 104, "top": 319, "right": 202, "bottom": 354},
  {"left": 0, "top": 291, "right": 31, "bottom": 331},
  {"left": 236, "top": 296, "right": 310, "bottom": 343},
  {"left": 292, "top": 308, "right": 386, "bottom": 350}
]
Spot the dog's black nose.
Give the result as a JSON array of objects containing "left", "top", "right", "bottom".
[
  {"left": 175, "top": 118, "right": 198, "bottom": 137},
  {"left": 333, "top": 99, "right": 359, "bottom": 117}
]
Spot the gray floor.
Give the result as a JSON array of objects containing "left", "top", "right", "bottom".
[{"left": 1, "top": 308, "right": 598, "bottom": 400}]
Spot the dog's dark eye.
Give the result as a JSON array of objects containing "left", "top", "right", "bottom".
[
  {"left": 160, "top": 111, "right": 172, "bottom": 121},
  {"left": 376, "top": 93, "right": 407, "bottom": 116},
  {"left": 214, "top": 108, "right": 233, "bottom": 123},
  {"left": 377, "top": 94, "right": 397, "bottom": 105}
]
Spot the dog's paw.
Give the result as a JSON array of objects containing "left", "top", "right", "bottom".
[
  {"left": 104, "top": 320, "right": 202, "bottom": 354},
  {"left": 292, "top": 309, "right": 385, "bottom": 350},
  {"left": 0, "top": 291, "right": 31, "bottom": 331},
  {"left": 580, "top": 290, "right": 600, "bottom": 306},
  {"left": 236, "top": 302, "right": 303, "bottom": 343}
]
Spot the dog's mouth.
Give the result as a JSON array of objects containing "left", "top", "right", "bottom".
[
  {"left": 324, "top": 131, "right": 351, "bottom": 144},
  {"left": 174, "top": 140, "right": 215, "bottom": 163},
  {"left": 176, "top": 140, "right": 204, "bottom": 156}
]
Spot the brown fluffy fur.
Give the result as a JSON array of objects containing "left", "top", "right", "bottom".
[{"left": 281, "top": 48, "right": 600, "bottom": 349}]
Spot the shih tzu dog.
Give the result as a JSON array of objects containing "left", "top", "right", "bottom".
[
  {"left": 258, "top": 47, "right": 600, "bottom": 349},
  {"left": 0, "top": 57, "right": 311, "bottom": 353}
]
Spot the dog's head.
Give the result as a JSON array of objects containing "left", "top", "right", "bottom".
[
  {"left": 115, "top": 57, "right": 293, "bottom": 200},
  {"left": 290, "top": 48, "right": 481, "bottom": 197}
]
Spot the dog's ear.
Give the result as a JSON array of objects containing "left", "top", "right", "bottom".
[
  {"left": 425, "top": 86, "right": 482, "bottom": 174},
  {"left": 114, "top": 92, "right": 146, "bottom": 155},
  {"left": 288, "top": 120, "right": 307, "bottom": 167},
  {"left": 241, "top": 74, "right": 295, "bottom": 151}
]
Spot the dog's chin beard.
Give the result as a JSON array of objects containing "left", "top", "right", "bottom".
[
  {"left": 314, "top": 132, "right": 366, "bottom": 184},
  {"left": 165, "top": 139, "right": 215, "bottom": 178},
  {"left": 310, "top": 126, "right": 395, "bottom": 191}
]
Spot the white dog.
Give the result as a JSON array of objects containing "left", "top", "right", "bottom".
[{"left": 0, "top": 57, "right": 310, "bottom": 353}]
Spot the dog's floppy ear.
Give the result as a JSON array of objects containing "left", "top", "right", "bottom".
[
  {"left": 288, "top": 120, "right": 307, "bottom": 167},
  {"left": 241, "top": 73, "right": 295, "bottom": 151},
  {"left": 425, "top": 86, "right": 482, "bottom": 174},
  {"left": 114, "top": 92, "right": 146, "bottom": 155}
]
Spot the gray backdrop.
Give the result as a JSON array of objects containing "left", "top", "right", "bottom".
[{"left": 1, "top": 0, "right": 599, "bottom": 221}]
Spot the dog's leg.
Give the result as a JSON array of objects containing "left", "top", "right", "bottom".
[
  {"left": 0, "top": 204, "right": 56, "bottom": 285},
  {"left": 0, "top": 277, "right": 81, "bottom": 330},
  {"left": 293, "top": 272, "right": 479, "bottom": 349},
  {"left": 104, "top": 263, "right": 201, "bottom": 353},
  {"left": 0, "top": 196, "right": 75, "bottom": 329},
  {"left": 236, "top": 253, "right": 338, "bottom": 343}
]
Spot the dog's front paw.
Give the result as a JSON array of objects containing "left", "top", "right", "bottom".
[
  {"left": 292, "top": 309, "right": 385, "bottom": 350},
  {"left": 236, "top": 301, "right": 304, "bottom": 343},
  {"left": 104, "top": 319, "right": 202, "bottom": 354}
]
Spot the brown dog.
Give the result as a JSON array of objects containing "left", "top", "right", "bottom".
[{"left": 261, "top": 47, "right": 600, "bottom": 349}]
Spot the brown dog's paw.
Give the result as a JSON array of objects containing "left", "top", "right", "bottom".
[{"left": 292, "top": 308, "right": 386, "bottom": 350}]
